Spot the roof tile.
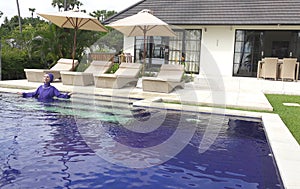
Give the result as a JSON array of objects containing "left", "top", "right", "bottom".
[{"left": 104, "top": 0, "right": 300, "bottom": 25}]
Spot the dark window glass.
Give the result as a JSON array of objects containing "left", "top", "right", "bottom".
[{"left": 233, "top": 30, "right": 300, "bottom": 78}]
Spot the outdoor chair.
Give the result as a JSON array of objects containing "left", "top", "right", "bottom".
[
  {"left": 257, "top": 59, "right": 264, "bottom": 79},
  {"left": 260, "top": 57, "right": 278, "bottom": 80},
  {"left": 60, "top": 61, "right": 113, "bottom": 86},
  {"left": 119, "top": 53, "right": 133, "bottom": 63},
  {"left": 94, "top": 63, "right": 142, "bottom": 89},
  {"left": 279, "top": 58, "right": 298, "bottom": 81},
  {"left": 142, "top": 64, "right": 185, "bottom": 93},
  {"left": 24, "top": 58, "right": 78, "bottom": 82}
]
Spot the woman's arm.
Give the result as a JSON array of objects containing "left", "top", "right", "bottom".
[
  {"left": 18, "top": 86, "right": 41, "bottom": 98},
  {"left": 52, "top": 86, "right": 71, "bottom": 99}
]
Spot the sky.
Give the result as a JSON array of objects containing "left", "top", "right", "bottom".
[{"left": 0, "top": 0, "right": 141, "bottom": 24}]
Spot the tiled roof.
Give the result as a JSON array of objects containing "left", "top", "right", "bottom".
[{"left": 104, "top": 0, "right": 300, "bottom": 25}]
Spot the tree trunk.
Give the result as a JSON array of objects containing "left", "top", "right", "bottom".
[
  {"left": 64, "top": 0, "right": 67, "bottom": 11},
  {"left": 16, "top": 0, "right": 22, "bottom": 33}
]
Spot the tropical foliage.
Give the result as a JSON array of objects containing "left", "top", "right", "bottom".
[
  {"left": 51, "top": 0, "right": 83, "bottom": 11},
  {"left": 0, "top": 0, "right": 120, "bottom": 80},
  {"left": 90, "top": 10, "right": 117, "bottom": 22},
  {"left": 0, "top": 17, "right": 107, "bottom": 79}
]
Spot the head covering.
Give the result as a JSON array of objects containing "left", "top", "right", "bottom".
[{"left": 48, "top": 73, "right": 54, "bottom": 83}]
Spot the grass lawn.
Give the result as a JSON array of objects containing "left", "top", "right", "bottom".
[{"left": 265, "top": 94, "right": 300, "bottom": 144}]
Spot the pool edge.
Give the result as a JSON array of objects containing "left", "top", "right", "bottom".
[{"left": 133, "top": 98, "right": 300, "bottom": 189}]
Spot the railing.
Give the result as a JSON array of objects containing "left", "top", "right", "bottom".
[{"left": 88, "top": 53, "right": 115, "bottom": 62}]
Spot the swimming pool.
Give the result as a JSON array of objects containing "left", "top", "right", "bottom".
[{"left": 0, "top": 92, "right": 283, "bottom": 188}]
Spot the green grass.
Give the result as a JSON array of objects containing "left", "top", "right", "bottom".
[{"left": 265, "top": 94, "right": 300, "bottom": 144}]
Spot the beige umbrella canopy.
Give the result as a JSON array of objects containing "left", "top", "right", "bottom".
[
  {"left": 38, "top": 10, "right": 108, "bottom": 69},
  {"left": 107, "top": 9, "right": 176, "bottom": 72}
]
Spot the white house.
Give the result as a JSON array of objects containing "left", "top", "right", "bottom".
[{"left": 104, "top": 0, "right": 300, "bottom": 79}]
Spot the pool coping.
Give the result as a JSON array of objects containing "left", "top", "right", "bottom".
[{"left": 133, "top": 98, "right": 300, "bottom": 189}]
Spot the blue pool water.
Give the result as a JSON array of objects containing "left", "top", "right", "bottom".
[{"left": 0, "top": 92, "right": 283, "bottom": 188}]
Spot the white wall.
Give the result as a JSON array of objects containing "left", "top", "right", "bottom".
[
  {"left": 121, "top": 26, "right": 236, "bottom": 77},
  {"left": 200, "top": 26, "right": 235, "bottom": 77},
  {"left": 198, "top": 25, "right": 300, "bottom": 77},
  {"left": 121, "top": 25, "right": 300, "bottom": 77}
]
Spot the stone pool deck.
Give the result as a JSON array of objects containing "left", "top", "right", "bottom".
[{"left": 0, "top": 76, "right": 300, "bottom": 189}]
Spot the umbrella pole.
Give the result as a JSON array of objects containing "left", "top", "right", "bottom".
[
  {"left": 72, "top": 29, "right": 77, "bottom": 70},
  {"left": 142, "top": 28, "right": 146, "bottom": 75}
]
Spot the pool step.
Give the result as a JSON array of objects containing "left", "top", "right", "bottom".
[
  {"left": 71, "top": 93, "right": 140, "bottom": 105},
  {"left": 55, "top": 100, "right": 133, "bottom": 116}
]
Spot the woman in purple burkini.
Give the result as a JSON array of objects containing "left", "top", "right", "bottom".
[{"left": 18, "top": 73, "right": 72, "bottom": 100}]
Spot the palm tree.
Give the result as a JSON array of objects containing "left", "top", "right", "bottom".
[
  {"left": 90, "top": 10, "right": 102, "bottom": 21},
  {"left": 90, "top": 10, "right": 117, "bottom": 22},
  {"left": 29, "top": 8, "right": 36, "bottom": 18},
  {"left": 51, "top": 0, "right": 64, "bottom": 11},
  {"left": 16, "top": 0, "right": 22, "bottom": 33},
  {"left": 70, "top": 0, "right": 83, "bottom": 10},
  {"left": 106, "top": 10, "right": 117, "bottom": 18},
  {"left": 63, "top": 0, "right": 67, "bottom": 10},
  {"left": 52, "top": 0, "right": 83, "bottom": 11}
]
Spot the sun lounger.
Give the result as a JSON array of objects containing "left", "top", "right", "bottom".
[
  {"left": 24, "top": 58, "right": 78, "bottom": 82},
  {"left": 60, "top": 61, "right": 113, "bottom": 86},
  {"left": 94, "top": 63, "right": 142, "bottom": 89},
  {"left": 142, "top": 64, "right": 185, "bottom": 93}
]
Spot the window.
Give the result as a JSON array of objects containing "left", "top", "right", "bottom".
[
  {"left": 134, "top": 36, "right": 168, "bottom": 69},
  {"left": 233, "top": 30, "right": 263, "bottom": 77},
  {"left": 169, "top": 29, "right": 201, "bottom": 73},
  {"left": 134, "top": 29, "right": 202, "bottom": 74},
  {"left": 233, "top": 30, "right": 300, "bottom": 78}
]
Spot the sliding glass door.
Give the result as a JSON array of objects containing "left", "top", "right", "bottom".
[{"left": 233, "top": 30, "right": 300, "bottom": 78}]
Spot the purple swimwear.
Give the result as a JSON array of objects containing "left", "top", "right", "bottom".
[{"left": 22, "top": 83, "right": 70, "bottom": 100}]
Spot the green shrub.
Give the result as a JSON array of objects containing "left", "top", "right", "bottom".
[
  {"left": 2, "top": 47, "right": 45, "bottom": 80},
  {"left": 182, "top": 74, "right": 194, "bottom": 83},
  {"left": 106, "top": 63, "right": 119, "bottom": 73},
  {"left": 76, "top": 62, "right": 89, "bottom": 72}
]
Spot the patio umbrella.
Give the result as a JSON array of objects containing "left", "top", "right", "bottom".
[
  {"left": 107, "top": 9, "right": 176, "bottom": 73},
  {"left": 38, "top": 10, "right": 108, "bottom": 70}
]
